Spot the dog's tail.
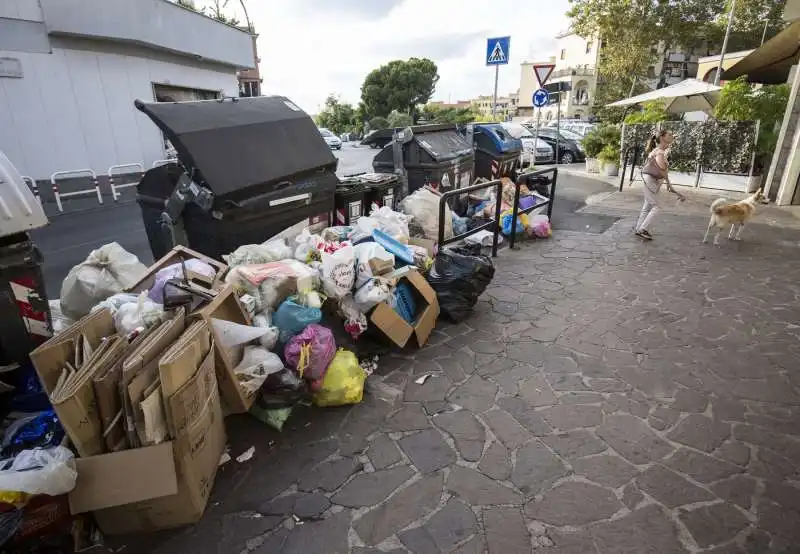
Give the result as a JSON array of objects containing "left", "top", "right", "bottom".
[{"left": 710, "top": 198, "right": 727, "bottom": 215}]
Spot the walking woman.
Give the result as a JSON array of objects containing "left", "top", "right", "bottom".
[{"left": 636, "top": 130, "right": 685, "bottom": 240}]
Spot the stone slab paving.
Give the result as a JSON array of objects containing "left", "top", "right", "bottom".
[{"left": 117, "top": 192, "right": 800, "bottom": 553}]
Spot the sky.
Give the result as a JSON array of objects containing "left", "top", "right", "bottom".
[{"left": 207, "top": 0, "right": 572, "bottom": 114}]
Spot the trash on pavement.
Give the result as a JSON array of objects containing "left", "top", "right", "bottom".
[
  {"left": 414, "top": 374, "right": 434, "bottom": 385},
  {"left": 235, "top": 446, "right": 256, "bottom": 463},
  {"left": 60, "top": 243, "right": 148, "bottom": 320},
  {"left": 426, "top": 246, "right": 495, "bottom": 323},
  {"left": 313, "top": 349, "right": 366, "bottom": 407},
  {"left": 284, "top": 324, "right": 336, "bottom": 389}
]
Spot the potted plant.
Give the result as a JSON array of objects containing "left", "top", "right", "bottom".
[
  {"left": 598, "top": 144, "right": 620, "bottom": 176},
  {"left": 581, "top": 129, "right": 604, "bottom": 173}
]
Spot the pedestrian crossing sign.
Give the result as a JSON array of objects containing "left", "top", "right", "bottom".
[{"left": 486, "top": 36, "right": 511, "bottom": 66}]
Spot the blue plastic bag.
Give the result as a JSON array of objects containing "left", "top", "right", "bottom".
[
  {"left": 452, "top": 214, "right": 468, "bottom": 236},
  {"left": 273, "top": 298, "right": 322, "bottom": 344},
  {"left": 501, "top": 212, "right": 528, "bottom": 236}
]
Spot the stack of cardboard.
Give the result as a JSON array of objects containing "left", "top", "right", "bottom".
[{"left": 30, "top": 307, "right": 226, "bottom": 535}]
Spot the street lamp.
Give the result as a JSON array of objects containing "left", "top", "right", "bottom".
[{"left": 714, "top": 0, "right": 737, "bottom": 86}]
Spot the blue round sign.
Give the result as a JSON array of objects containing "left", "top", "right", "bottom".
[{"left": 533, "top": 88, "right": 549, "bottom": 108}]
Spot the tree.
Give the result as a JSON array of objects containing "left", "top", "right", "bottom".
[
  {"left": 206, "top": 0, "right": 240, "bottom": 25},
  {"left": 368, "top": 117, "right": 390, "bottom": 131},
  {"left": 567, "top": 0, "right": 787, "bottom": 114},
  {"left": 361, "top": 58, "right": 439, "bottom": 119},
  {"left": 315, "top": 95, "right": 358, "bottom": 135},
  {"left": 421, "top": 104, "right": 480, "bottom": 125},
  {"left": 387, "top": 110, "right": 414, "bottom": 128},
  {"left": 715, "top": 76, "right": 789, "bottom": 166},
  {"left": 624, "top": 100, "right": 676, "bottom": 124}
]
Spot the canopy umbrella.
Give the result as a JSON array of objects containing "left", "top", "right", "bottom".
[{"left": 605, "top": 79, "right": 722, "bottom": 113}]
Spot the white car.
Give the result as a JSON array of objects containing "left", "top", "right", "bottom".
[
  {"left": 319, "top": 128, "right": 342, "bottom": 150},
  {"left": 501, "top": 123, "right": 554, "bottom": 166}
]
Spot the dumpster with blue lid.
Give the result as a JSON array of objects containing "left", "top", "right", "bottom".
[
  {"left": 372, "top": 124, "right": 475, "bottom": 196},
  {"left": 470, "top": 123, "right": 523, "bottom": 181}
]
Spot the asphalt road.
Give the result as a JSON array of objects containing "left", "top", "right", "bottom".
[{"left": 31, "top": 144, "right": 612, "bottom": 300}]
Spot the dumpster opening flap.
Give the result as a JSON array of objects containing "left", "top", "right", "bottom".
[{"left": 135, "top": 97, "right": 337, "bottom": 198}]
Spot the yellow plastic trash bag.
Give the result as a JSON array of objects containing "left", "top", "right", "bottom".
[{"left": 313, "top": 349, "right": 366, "bottom": 407}]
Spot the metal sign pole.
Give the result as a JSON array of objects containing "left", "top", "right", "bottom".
[
  {"left": 533, "top": 108, "right": 541, "bottom": 167},
  {"left": 556, "top": 91, "right": 561, "bottom": 164},
  {"left": 492, "top": 65, "right": 499, "bottom": 118}
]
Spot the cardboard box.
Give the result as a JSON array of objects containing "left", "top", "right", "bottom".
[
  {"left": 127, "top": 245, "right": 228, "bottom": 295},
  {"left": 29, "top": 309, "right": 117, "bottom": 456},
  {"left": 370, "top": 268, "right": 440, "bottom": 348},
  {"left": 190, "top": 286, "right": 256, "bottom": 414},
  {"left": 66, "top": 322, "right": 226, "bottom": 535},
  {"left": 409, "top": 237, "right": 437, "bottom": 258}
]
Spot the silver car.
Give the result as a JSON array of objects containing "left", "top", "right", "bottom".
[
  {"left": 319, "top": 127, "right": 342, "bottom": 150},
  {"left": 501, "top": 123, "right": 554, "bottom": 165}
]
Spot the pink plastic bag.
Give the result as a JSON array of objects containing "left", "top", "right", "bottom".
[{"left": 283, "top": 324, "right": 336, "bottom": 388}]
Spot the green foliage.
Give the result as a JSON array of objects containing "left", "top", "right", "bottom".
[
  {"left": 598, "top": 144, "right": 620, "bottom": 164},
  {"left": 315, "top": 95, "right": 358, "bottom": 135},
  {"left": 581, "top": 129, "right": 605, "bottom": 158},
  {"left": 368, "top": 116, "right": 390, "bottom": 131},
  {"left": 715, "top": 76, "right": 789, "bottom": 164},
  {"left": 361, "top": 58, "right": 439, "bottom": 119},
  {"left": 387, "top": 110, "right": 414, "bottom": 128},
  {"left": 204, "top": 0, "right": 240, "bottom": 25},
  {"left": 624, "top": 101, "right": 673, "bottom": 124},
  {"left": 420, "top": 105, "right": 479, "bottom": 125},
  {"left": 568, "top": 0, "right": 787, "bottom": 113},
  {"left": 582, "top": 124, "right": 621, "bottom": 158}
]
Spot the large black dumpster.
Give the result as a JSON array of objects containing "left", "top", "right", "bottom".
[
  {"left": 372, "top": 124, "right": 474, "bottom": 196},
  {"left": 134, "top": 96, "right": 338, "bottom": 261},
  {"left": 471, "top": 123, "right": 522, "bottom": 181}
]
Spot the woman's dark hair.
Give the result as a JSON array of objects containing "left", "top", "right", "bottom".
[{"left": 645, "top": 130, "right": 670, "bottom": 155}]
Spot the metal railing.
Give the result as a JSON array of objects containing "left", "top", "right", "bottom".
[
  {"left": 509, "top": 167, "right": 558, "bottom": 250},
  {"left": 551, "top": 67, "right": 596, "bottom": 79},
  {"left": 108, "top": 163, "right": 145, "bottom": 201},
  {"left": 619, "top": 146, "right": 643, "bottom": 191},
  {"left": 50, "top": 169, "right": 102, "bottom": 213},
  {"left": 437, "top": 180, "right": 504, "bottom": 258},
  {"left": 22, "top": 177, "right": 41, "bottom": 207}
]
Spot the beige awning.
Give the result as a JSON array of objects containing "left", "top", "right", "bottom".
[
  {"left": 723, "top": 20, "right": 800, "bottom": 84},
  {"left": 605, "top": 79, "right": 721, "bottom": 113}
]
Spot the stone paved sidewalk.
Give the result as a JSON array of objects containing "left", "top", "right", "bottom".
[{"left": 124, "top": 189, "right": 800, "bottom": 554}]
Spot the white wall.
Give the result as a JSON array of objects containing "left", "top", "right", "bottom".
[
  {"left": 555, "top": 34, "right": 597, "bottom": 72},
  {"left": 0, "top": 0, "right": 43, "bottom": 22},
  {"left": 0, "top": 38, "right": 239, "bottom": 180}
]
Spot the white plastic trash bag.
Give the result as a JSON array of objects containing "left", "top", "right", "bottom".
[
  {"left": 233, "top": 347, "right": 284, "bottom": 394},
  {"left": 369, "top": 206, "right": 410, "bottom": 240},
  {"left": 60, "top": 243, "right": 147, "bottom": 320},
  {"left": 0, "top": 446, "right": 77, "bottom": 496},
  {"left": 402, "top": 188, "right": 453, "bottom": 241},
  {"left": 252, "top": 312, "right": 279, "bottom": 351},
  {"left": 49, "top": 300, "right": 74, "bottom": 336},
  {"left": 224, "top": 239, "right": 293, "bottom": 268},
  {"left": 210, "top": 318, "right": 270, "bottom": 348},
  {"left": 353, "top": 243, "right": 394, "bottom": 289},
  {"left": 321, "top": 244, "right": 356, "bottom": 300},
  {"left": 113, "top": 292, "right": 164, "bottom": 335},
  {"left": 354, "top": 277, "right": 393, "bottom": 313}
]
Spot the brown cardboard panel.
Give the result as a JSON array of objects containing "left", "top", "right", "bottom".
[
  {"left": 30, "top": 309, "right": 115, "bottom": 394},
  {"left": 69, "top": 442, "right": 177, "bottom": 514},
  {"left": 370, "top": 303, "right": 414, "bottom": 347},
  {"left": 166, "top": 348, "right": 215, "bottom": 437},
  {"left": 92, "top": 390, "right": 225, "bottom": 535},
  {"left": 190, "top": 287, "right": 255, "bottom": 414},
  {"left": 127, "top": 245, "right": 228, "bottom": 295},
  {"left": 159, "top": 321, "right": 211, "bottom": 398}
]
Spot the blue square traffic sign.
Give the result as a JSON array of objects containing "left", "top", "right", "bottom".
[{"left": 486, "top": 37, "right": 511, "bottom": 66}]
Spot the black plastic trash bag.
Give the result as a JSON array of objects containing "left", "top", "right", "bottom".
[{"left": 426, "top": 245, "right": 495, "bottom": 323}]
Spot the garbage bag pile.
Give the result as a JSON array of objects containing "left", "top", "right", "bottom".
[
  {"left": 1, "top": 193, "right": 512, "bottom": 545},
  {"left": 464, "top": 177, "right": 552, "bottom": 240}
]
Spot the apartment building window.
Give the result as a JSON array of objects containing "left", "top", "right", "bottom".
[
  {"left": 585, "top": 41, "right": 593, "bottom": 53},
  {"left": 560, "top": 49, "right": 567, "bottom": 60}
]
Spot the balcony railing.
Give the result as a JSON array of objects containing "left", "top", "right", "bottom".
[{"left": 552, "top": 66, "right": 596, "bottom": 79}]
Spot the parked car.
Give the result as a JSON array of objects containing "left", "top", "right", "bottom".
[
  {"left": 536, "top": 128, "right": 586, "bottom": 164},
  {"left": 319, "top": 127, "right": 342, "bottom": 150},
  {"left": 501, "top": 123, "right": 554, "bottom": 166}
]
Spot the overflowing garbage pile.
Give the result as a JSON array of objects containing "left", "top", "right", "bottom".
[{"left": 0, "top": 189, "right": 514, "bottom": 548}]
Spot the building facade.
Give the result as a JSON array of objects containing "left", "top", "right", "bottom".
[
  {"left": 471, "top": 94, "right": 515, "bottom": 120},
  {"left": 696, "top": 50, "right": 754, "bottom": 83},
  {"left": 238, "top": 32, "right": 262, "bottom": 97},
  {"left": 518, "top": 32, "right": 600, "bottom": 122},
  {"left": 0, "top": 0, "right": 254, "bottom": 180}
]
